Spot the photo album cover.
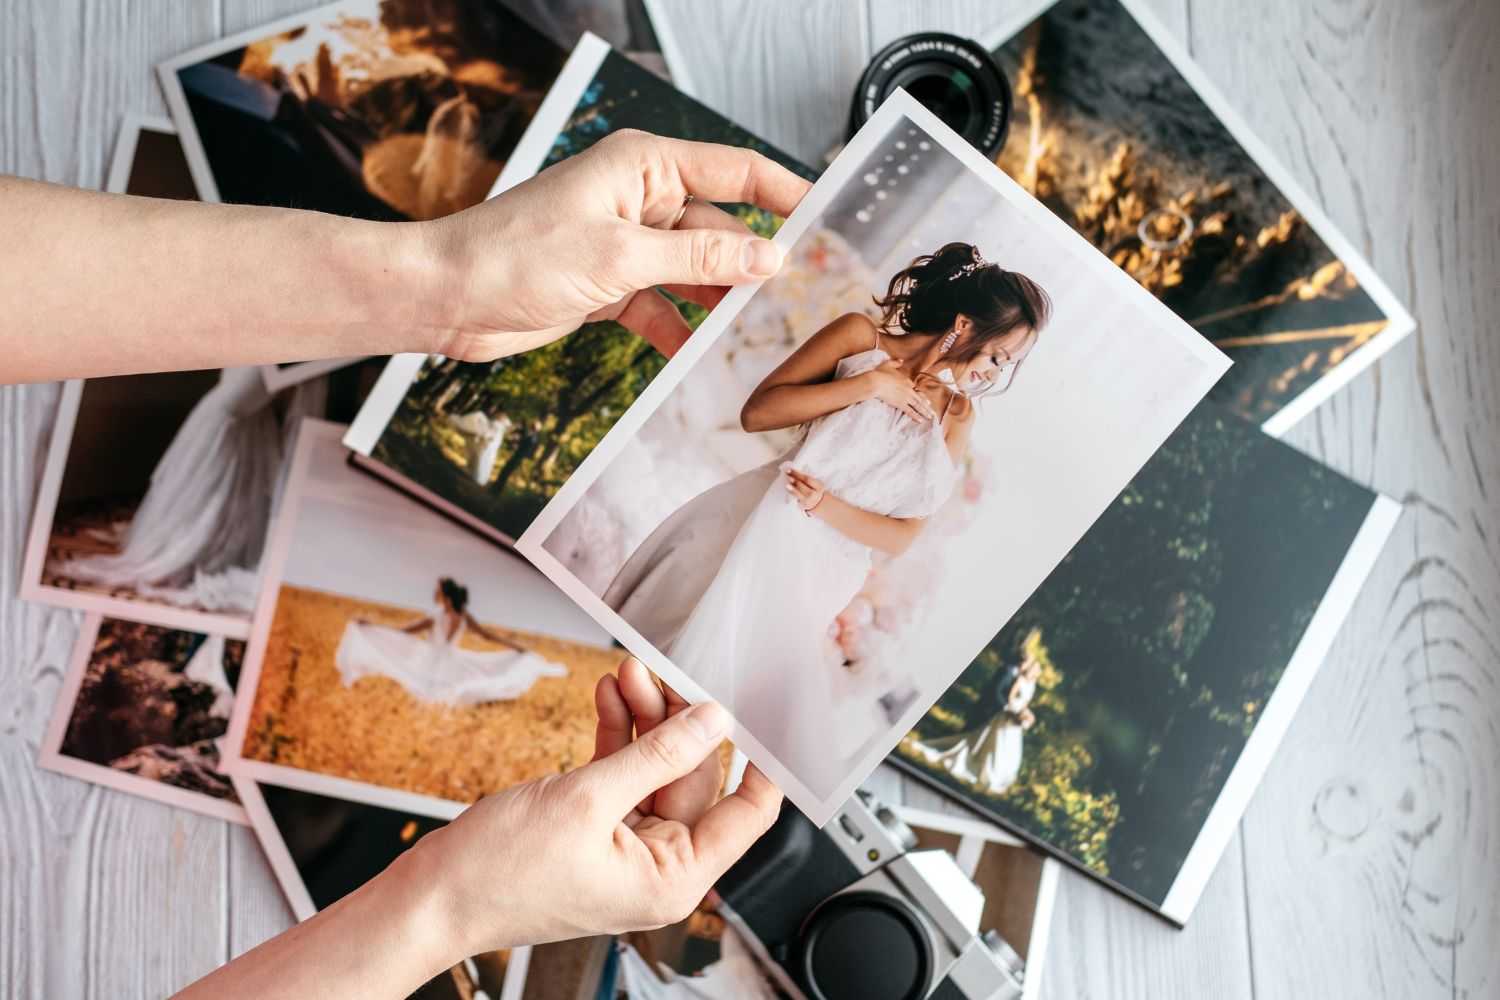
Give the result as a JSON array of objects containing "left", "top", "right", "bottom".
[
  {"left": 515, "top": 89, "right": 1228, "bottom": 826},
  {"left": 343, "top": 31, "right": 819, "bottom": 547},
  {"left": 19, "top": 117, "right": 384, "bottom": 638},
  {"left": 980, "top": 0, "right": 1415, "bottom": 436},
  {"left": 220, "top": 419, "right": 629, "bottom": 819},
  {"left": 523, "top": 805, "right": 1058, "bottom": 1000},
  {"left": 39, "top": 614, "right": 246, "bottom": 825},
  {"left": 231, "top": 777, "right": 530, "bottom": 1000},
  {"left": 891, "top": 400, "right": 1401, "bottom": 922}
]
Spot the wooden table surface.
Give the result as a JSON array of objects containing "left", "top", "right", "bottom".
[{"left": 3, "top": 1, "right": 1497, "bottom": 996}]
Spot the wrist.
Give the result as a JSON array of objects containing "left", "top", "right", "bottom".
[
  {"left": 378, "top": 836, "right": 475, "bottom": 973},
  {"left": 329, "top": 215, "right": 465, "bottom": 358}
]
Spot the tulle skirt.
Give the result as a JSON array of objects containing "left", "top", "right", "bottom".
[
  {"left": 605, "top": 460, "right": 888, "bottom": 799},
  {"left": 910, "top": 713, "right": 1025, "bottom": 796},
  {"left": 334, "top": 621, "right": 566, "bottom": 707},
  {"left": 57, "top": 389, "right": 283, "bottom": 613}
]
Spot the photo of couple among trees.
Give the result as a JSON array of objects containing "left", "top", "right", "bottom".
[{"left": 897, "top": 400, "right": 1378, "bottom": 905}]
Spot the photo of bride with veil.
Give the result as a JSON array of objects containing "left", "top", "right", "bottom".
[{"left": 535, "top": 104, "right": 1227, "bottom": 813}]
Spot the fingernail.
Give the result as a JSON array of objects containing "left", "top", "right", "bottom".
[
  {"left": 684, "top": 702, "right": 732, "bottom": 742},
  {"left": 742, "top": 239, "right": 781, "bottom": 277}
]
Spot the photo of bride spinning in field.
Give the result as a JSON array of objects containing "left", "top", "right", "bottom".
[{"left": 527, "top": 95, "right": 1228, "bottom": 820}]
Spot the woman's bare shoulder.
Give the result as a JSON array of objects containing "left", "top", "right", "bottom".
[{"left": 813, "top": 312, "right": 879, "bottom": 352}]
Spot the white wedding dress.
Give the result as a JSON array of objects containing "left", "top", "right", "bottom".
[
  {"left": 604, "top": 345, "right": 959, "bottom": 798},
  {"left": 616, "top": 925, "right": 778, "bottom": 999},
  {"left": 334, "top": 603, "right": 566, "bottom": 707},
  {"left": 58, "top": 367, "right": 283, "bottom": 613},
  {"left": 444, "top": 411, "right": 511, "bottom": 485},
  {"left": 909, "top": 713, "right": 1026, "bottom": 796}
]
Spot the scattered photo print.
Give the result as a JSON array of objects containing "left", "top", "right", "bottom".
[
  {"left": 159, "top": 0, "right": 567, "bottom": 219},
  {"left": 39, "top": 615, "right": 246, "bottom": 824},
  {"left": 894, "top": 400, "right": 1400, "bottom": 920},
  {"left": 349, "top": 40, "right": 817, "bottom": 545},
  {"left": 237, "top": 779, "right": 527, "bottom": 998},
  {"left": 525, "top": 94, "right": 1225, "bottom": 824},
  {"left": 989, "top": 0, "right": 1414, "bottom": 431},
  {"left": 226, "top": 420, "right": 622, "bottom": 815},
  {"left": 21, "top": 361, "right": 383, "bottom": 637}
]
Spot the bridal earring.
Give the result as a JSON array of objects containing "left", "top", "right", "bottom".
[{"left": 938, "top": 329, "right": 959, "bottom": 355}]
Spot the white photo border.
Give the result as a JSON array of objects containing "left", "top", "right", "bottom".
[
  {"left": 37, "top": 613, "right": 250, "bottom": 826},
  {"left": 978, "top": 0, "right": 1417, "bottom": 438},
  {"left": 512, "top": 89, "right": 1228, "bottom": 825}
]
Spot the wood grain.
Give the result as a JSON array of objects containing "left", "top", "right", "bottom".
[
  {"left": 1184, "top": 0, "right": 1500, "bottom": 996},
  {"left": 1, "top": 1, "right": 1497, "bottom": 997}
]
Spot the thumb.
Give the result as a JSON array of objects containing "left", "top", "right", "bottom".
[
  {"left": 585, "top": 701, "right": 734, "bottom": 816},
  {"left": 625, "top": 224, "right": 784, "bottom": 288}
]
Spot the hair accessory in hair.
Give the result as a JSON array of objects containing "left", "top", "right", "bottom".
[
  {"left": 938, "top": 329, "right": 959, "bottom": 354},
  {"left": 945, "top": 248, "right": 988, "bottom": 281}
]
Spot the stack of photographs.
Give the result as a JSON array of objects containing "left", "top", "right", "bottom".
[{"left": 20, "top": 0, "right": 1418, "bottom": 993}]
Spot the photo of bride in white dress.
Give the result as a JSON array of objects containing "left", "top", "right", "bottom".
[
  {"left": 336, "top": 576, "right": 565, "bottom": 706},
  {"left": 604, "top": 242, "right": 1051, "bottom": 796},
  {"left": 531, "top": 102, "right": 1229, "bottom": 819},
  {"left": 24, "top": 364, "right": 356, "bottom": 634},
  {"left": 906, "top": 654, "right": 1042, "bottom": 796}
]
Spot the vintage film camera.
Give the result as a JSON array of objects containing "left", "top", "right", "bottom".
[{"left": 716, "top": 790, "right": 1025, "bottom": 1000}]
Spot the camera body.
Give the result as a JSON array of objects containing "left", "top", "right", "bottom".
[{"left": 716, "top": 791, "right": 1024, "bottom": 1000}]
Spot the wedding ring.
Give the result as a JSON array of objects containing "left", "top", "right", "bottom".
[{"left": 670, "top": 193, "right": 696, "bottom": 229}]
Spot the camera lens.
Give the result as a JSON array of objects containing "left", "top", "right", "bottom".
[
  {"left": 849, "top": 32, "right": 1012, "bottom": 157},
  {"left": 799, "top": 892, "right": 932, "bottom": 1000}
]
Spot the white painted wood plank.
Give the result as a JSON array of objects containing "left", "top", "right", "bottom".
[
  {"left": 0, "top": 3, "right": 241, "bottom": 996},
  {"left": 649, "top": 0, "right": 871, "bottom": 166},
  {"left": 1183, "top": 0, "right": 1500, "bottom": 997}
]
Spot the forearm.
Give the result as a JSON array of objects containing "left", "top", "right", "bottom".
[
  {"left": 175, "top": 847, "right": 464, "bottom": 1000},
  {"left": 810, "top": 493, "right": 922, "bottom": 555},
  {"left": 741, "top": 373, "right": 871, "bottom": 432},
  {"left": 0, "top": 177, "right": 450, "bottom": 383}
]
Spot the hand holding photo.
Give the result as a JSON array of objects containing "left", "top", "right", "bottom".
[{"left": 520, "top": 90, "right": 1229, "bottom": 825}]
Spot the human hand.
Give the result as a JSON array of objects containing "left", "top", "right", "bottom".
[
  {"left": 408, "top": 658, "right": 780, "bottom": 956},
  {"left": 782, "top": 464, "right": 828, "bottom": 515},
  {"left": 420, "top": 130, "right": 810, "bottom": 361},
  {"left": 861, "top": 359, "right": 936, "bottom": 423}
]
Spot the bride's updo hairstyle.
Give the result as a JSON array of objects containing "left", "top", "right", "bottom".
[
  {"left": 439, "top": 577, "right": 470, "bottom": 614},
  {"left": 874, "top": 241, "right": 1052, "bottom": 394}
]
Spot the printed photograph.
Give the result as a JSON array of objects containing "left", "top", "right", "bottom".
[
  {"left": 160, "top": 0, "right": 567, "bottom": 219},
  {"left": 227, "top": 420, "right": 624, "bottom": 814},
  {"left": 21, "top": 361, "right": 382, "bottom": 636},
  {"left": 351, "top": 41, "right": 817, "bottom": 544},
  {"left": 989, "top": 0, "right": 1413, "bottom": 431},
  {"left": 528, "top": 94, "right": 1226, "bottom": 822},
  {"left": 39, "top": 615, "right": 246, "bottom": 824},
  {"left": 109, "top": 116, "right": 197, "bottom": 200},
  {"left": 236, "top": 779, "right": 526, "bottom": 999},
  {"left": 893, "top": 400, "right": 1399, "bottom": 919}
]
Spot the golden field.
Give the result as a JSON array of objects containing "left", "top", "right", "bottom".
[{"left": 244, "top": 585, "right": 621, "bottom": 802}]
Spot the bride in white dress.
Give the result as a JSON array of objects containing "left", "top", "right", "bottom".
[
  {"left": 604, "top": 243, "right": 1051, "bottom": 796},
  {"left": 56, "top": 366, "right": 285, "bottom": 614},
  {"left": 908, "top": 655, "right": 1043, "bottom": 796},
  {"left": 443, "top": 409, "right": 512, "bottom": 485},
  {"left": 335, "top": 577, "right": 566, "bottom": 706}
]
